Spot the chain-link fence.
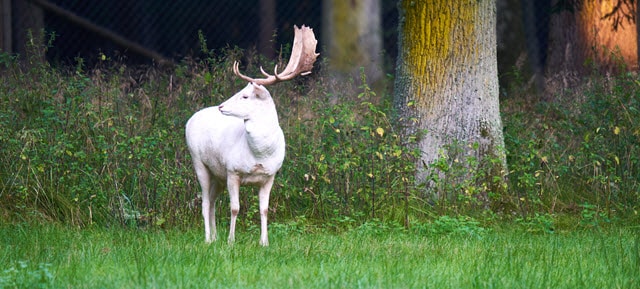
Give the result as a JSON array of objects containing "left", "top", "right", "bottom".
[
  {"left": 2, "top": 0, "right": 399, "bottom": 67},
  {"left": 4, "top": 0, "right": 636, "bottom": 81},
  {"left": 44, "top": 0, "right": 324, "bottom": 64}
]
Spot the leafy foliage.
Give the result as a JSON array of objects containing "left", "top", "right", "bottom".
[
  {"left": 0, "top": 44, "right": 424, "bottom": 228},
  {"left": 1, "top": 40, "right": 639, "bottom": 230},
  {"left": 502, "top": 72, "right": 640, "bottom": 221}
]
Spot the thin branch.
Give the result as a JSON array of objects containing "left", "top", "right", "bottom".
[{"left": 29, "top": 0, "right": 175, "bottom": 66}]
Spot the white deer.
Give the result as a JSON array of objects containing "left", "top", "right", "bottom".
[{"left": 185, "top": 25, "right": 318, "bottom": 246}]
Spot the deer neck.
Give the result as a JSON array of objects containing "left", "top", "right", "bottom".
[{"left": 243, "top": 109, "right": 284, "bottom": 159}]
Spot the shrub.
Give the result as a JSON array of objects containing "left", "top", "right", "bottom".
[
  {"left": 502, "top": 72, "right": 640, "bottom": 219},
  {"left": 0, "top": 49, "right": 424, "bottom": 228},
  {"left": 1, "top": 44, "right": 638, "bottom": 229}
]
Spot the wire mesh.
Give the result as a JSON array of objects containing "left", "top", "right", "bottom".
[
  {"left": 39, "top": 0, "right": 321, "bottom": 64},
  {"left": 0, "top": 0, "right": 403, "bottom": 67},
  {"left": 10, "top": 0, "right": 624, "bottom": 80}
]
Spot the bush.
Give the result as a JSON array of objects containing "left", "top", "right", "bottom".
[
  {"left": 502, "top": 72, "right": 640, "bottom": 219},
  {"left": 1, "top": 46, "right": 638, "bottom": 230},
  {"left": 1, "top": 55, "right": 203, "bottom": 226},
  {"left": 0, "top": 49, "right": 424, "bottom": 228}
]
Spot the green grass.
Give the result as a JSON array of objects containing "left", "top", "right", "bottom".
[
  {"left": 1, "top": 43, "right": 640, "bottom": 288},
  {"left": 1, "top": 223, "right": 638, "bottom": 288}
]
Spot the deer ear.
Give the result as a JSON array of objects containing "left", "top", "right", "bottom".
[{"left": 251, "top": 83, "right": 269, "bottom": 98}]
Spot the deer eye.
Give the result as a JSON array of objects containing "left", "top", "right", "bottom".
[{"left": 242, "top": 95, "right": 249, "bottom": 99}]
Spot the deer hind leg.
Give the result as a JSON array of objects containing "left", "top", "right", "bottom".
[
  {"left": 194, "top": 162, "right": 216, "bottom": 243},
  {"left": 208, "top": 180, "right": 225, "bottom": 242}
]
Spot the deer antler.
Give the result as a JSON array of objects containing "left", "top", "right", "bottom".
[{"left": 233, "top": 25, "right": 319, "bottom": 86}]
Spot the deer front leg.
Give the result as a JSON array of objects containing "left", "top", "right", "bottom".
[
  {"left": 258, "top": 177, "right": 275, "bottom": 246},
  {"left": 227, "top": 174, "right": 241, "bottom": 245}
]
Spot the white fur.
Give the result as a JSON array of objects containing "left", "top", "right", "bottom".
[{"left": 185, "top": 83, "right": 285, "bottom": 246}]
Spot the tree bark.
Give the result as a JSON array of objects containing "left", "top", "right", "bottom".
[
  {"left": 394, "top": 0, "right": 507, "bottom": 198},
  {"left": 259, "top": 0, "right": 276, "bottom": 59},
  {"left": 577, "top": 0, "right": 637, "bottom": 71},
  {"left": 13, "top": 0, "right": 43, "bottom": 62},
  {"left": 1, "top": 0, "right": 11, "bottom": 53},
  {"left": 637, "top": 0, "right": 640, "bottom": 69},
  {"left": 546, "top": 0, "right": 638, "bottom": 95},
  {"left": 323, "top": 0, "right": 383, "bottom": 85}
]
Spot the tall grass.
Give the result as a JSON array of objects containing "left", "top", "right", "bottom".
[
  {"left": 502, "top": 72, "right": 640, "bottom": 219},
  {"left": 1, "top": 42, "right": 639, "bottom": 229},
  {"left": 1, "top": 223, "right": 638, "bottom": 288},
  {"left": 0, "top": 46, "right": 422, "bottom": 228}
]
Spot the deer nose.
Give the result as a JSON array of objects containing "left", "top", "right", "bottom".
[{"left": 218, "top": 105, "right": 224, "bottom": 111}]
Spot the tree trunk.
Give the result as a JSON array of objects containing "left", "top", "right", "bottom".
[
  {"left": 546, "top": 0, "right": 638, "bottom": 95},
  {"left": 394, "top": 0, "right": 507, "bottom": 199},
  {"left": 637, "top": 0, "right": 640, "bottom": 69},
  {"left": 521, "top": 0, "right": 551, "bottom": 95},
  {"left": 323, "top": 0, "right": 383, "bottom": 85},
  {"left": 1, "top": 0, "right": 12, "bottom": 53},
  {"left": 577, "top": 0, "right": 637, "bottom": 71},
  {"left": 12, "top": 0, "right": 44, "bottom": 62},
  {"left": 259, "top": 0, "right": 276, "bottom": 59}
]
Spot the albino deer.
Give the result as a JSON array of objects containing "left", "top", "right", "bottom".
[{"left": 185, "top": 25, "right": 318, "bottom": 246}]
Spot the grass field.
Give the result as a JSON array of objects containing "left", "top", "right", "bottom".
[
  {"left": 1, "top": 46, "right": 639, "bottom": 289},
  {"left": 1, "top": 222, "right": 638, "bottom": 288}
]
